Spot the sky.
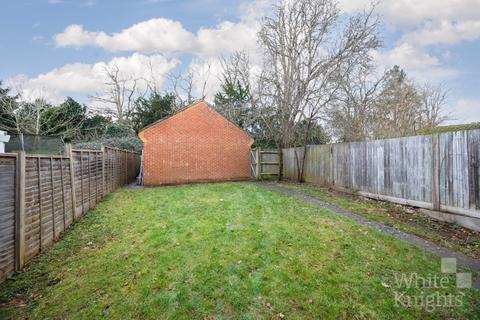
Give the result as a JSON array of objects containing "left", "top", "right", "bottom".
[{"left": 1, "top": 0, "right": 480, "bottom": 124}]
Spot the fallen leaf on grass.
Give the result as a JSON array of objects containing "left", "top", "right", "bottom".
[{"left": 11, "top": 298, "right": 28, "bottom": 308}]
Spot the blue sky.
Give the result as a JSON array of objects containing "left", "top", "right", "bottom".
[{"left": 1, "top": 0, "right": 480, "bottom": 123}]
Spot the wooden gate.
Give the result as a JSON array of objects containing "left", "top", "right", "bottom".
[{"left": 250, "top": 148, "right": 280, "bottom": 179}]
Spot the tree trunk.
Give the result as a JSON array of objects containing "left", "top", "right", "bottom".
[
  {"left": 278, "top": 149, "right": 283, "bottom": 181},
  {"left": 300, "top": 144, "right": 308, "bottom": 182},
  {"left": 294, "top": 149, "right": 301, "bottom": 182},
  {"left": 298, "top": 118, "right": 313, "bottom": 183},
  {"left": 277, "top": 141, "right": 284, "bottom": 181}
]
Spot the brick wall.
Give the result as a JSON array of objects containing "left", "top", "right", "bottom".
[{"left": 140, "top": 102, "right": 254, "bottom": 186}]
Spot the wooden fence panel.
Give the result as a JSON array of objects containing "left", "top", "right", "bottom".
[
  {"left": 304, "top": 145, "right": 332, "bottom": 186},
  {"left": 0, "top": 155, "right": 16, "bottom": 282},
  {"left": 51, "top": 158, "right": 63, "bottom": 240},
  {"left": 81, "top": 152, "right": 90, "bottom": 213},
  {"left": 24, "top": 157, "right": 41, "bottom": 261},
  {"left": 439, "top": 130, "right": 480, "bottom": 214},
  {"left": 60, "top": 158, "right": 74, "bottom": 230},
  {"left": 0, "top": 146, "right": 140, "bottom": 283},
  {"left": 261, "top": 150, "right": 280, "bottom": 176},
  {"left": 470, "top": 130, "right": 480, "bottom": 210},
  {"left": 39, "top": 157, "right": 54, "bottom": 249},
  {"left": 282, "top": 148, "right": 298, "bottom": 180},
  {"left": 282, "top": 129, "right": 480, "bottom": 220},
  {"left": 72, "top": 152, "right": 83, "bottom": 217}
]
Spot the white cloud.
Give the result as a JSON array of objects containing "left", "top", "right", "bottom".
[
  {"left": 187, "top": 58, "right": 224, "bottom": 101},
  {"left": 339, "top": 0, "right": 480, "bottom": 28},
  {"left": 338, "top": 0, "right": 480, "bottom": 83},
  {"left": 55, "top": 20, "right": 196, "bottom": 54},
  {"left": 14, "top": 0, "right": 480, "bottom": 110},
  {"left": 54, "top": 9, "right": 263, "bottom": 58},
  {"left": 402, "top": 20, "right": 480, "bottom": 47},
  {"left": 9, "top": 0, "right": 272, "bottom": 108},
  {"left": 373, "top": 43, "right": 461, "bottom": 82},
  {"left": 196, "top": 21, "right": 259, "bottom": 58},
  {"left": 449, "top": 99, "right": 480, "bottom": 124},
  {"left": 5, "top": 53, "right": 179, "bottom": 106}
]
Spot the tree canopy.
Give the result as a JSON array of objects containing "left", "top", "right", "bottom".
[{"left": 132, "top": 93, "right": 175, "bottom": 132}]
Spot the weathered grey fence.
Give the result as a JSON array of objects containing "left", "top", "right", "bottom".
[
  {"left": 283, "top": 130, "right": 480, "bottom": 228},
  {"left": 0, "top": 145, "right": 140, "bottom": 283}
]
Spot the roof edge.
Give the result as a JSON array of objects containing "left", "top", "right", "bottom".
[
  {"left": 138, "top": 100, "right": 203, "bottom": 135},
  {"left": 138, "top": 100, "right": 254, "bottom": 143}
]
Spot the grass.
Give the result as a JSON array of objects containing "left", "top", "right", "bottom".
[
  {"left": 0, "top": 182, "right": 479, "bottom": 319},
  {"left": 276, "top": 182, "right": 480, "bottom": 260}
]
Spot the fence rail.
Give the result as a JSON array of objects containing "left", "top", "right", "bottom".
[
  {"left": 0, "top": 145, "right": 140, "bottom": 283},
  {"left": 283, "top": 129, "right": 480, "bottom": 228}
]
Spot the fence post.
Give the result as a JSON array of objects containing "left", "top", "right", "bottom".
[
  {"left": 15, "top": 151, "right": 26, "bottom": 270},
  {"left": 432, "top": 134, "right": 441, "bottom": 211},
  {"left": 256, "top": 147, "right": 261, "bottom": 179},
  {"left": 66, "top": 144, "right": 78, "bottom": 222}
]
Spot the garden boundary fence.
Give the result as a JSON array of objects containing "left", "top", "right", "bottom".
[
  {"left": 282, "top": 129, "right": 480, "bottom": 230},
  {"left": 0, "top": 145, "right": 140, "bottom": 282}
]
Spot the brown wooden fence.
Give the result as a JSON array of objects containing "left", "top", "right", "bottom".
[
  {"left": 282, "top": 129, "right": 480, "bottom": 229},
  {"left": 0, "top": 145, "right": 140, "bottom": 283}
]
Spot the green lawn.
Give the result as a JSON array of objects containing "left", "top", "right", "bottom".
[
  {"left": 276, "top": 182, "right": 480, "bottom": 260},
  {"left": 0, "top": 182, "right": 478, "bottom": 319}
]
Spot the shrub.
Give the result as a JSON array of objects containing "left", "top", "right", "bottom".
[{"left": 74, "top": 136, "right": 143, "bottom": 153}]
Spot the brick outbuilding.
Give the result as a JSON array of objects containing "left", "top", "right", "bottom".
[{"left": 138, "top": 101, "right": 254, "bottom": 186}]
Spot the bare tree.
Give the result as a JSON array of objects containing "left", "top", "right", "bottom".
[
  {"left": 90, "top": 64, "right": 138, "bottom": 121},
  {"left": 372, "top": 66, "right": 422, "bottom": 138},
  {"left": 368, "top": 66, "right": 450, "bottom": 139},
  {"left": 327, "top": 64, "right": 450, "bottom": 142},
  {"left": 0, "top": 93, "right": 83, "bottom": 139},
  {"left": 326, "top": 66, "right": 386, "bottom": 142},
  {"left": 257, "top": 0, "right": 381, "bottom": 180},
  {"left": 166, "top": 71, "right": 195, "bottom": 108},
  {"left": 166, "top": 62, "right": 212, "bottom": 109},
  {"left": 214, "top": 52, "right": 258, "bottom": 129},
  {"left": 419, "top": 83, "right": 450, "bottom": 129},
  {"left": 0, "top": 86, "right": 22, "bottom": 134}
]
